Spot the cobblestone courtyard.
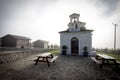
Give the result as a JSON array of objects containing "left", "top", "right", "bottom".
[{"left": 0, "top": 53, "right": 120, "bottom": 80}]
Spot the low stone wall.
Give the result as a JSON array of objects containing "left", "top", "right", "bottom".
[{"left": 0, "top": 49, "right": 55, "bottom": 64}]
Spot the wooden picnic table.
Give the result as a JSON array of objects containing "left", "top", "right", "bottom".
[
  {"left": 34, "top": 53, "right": 58, "bottom": 67},
  {"left": 96, "top": 54, "right": 119, "bottom": 69}
]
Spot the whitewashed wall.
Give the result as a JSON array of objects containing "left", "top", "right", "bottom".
[{"left": 60, "top": 31, "right": 93, "bottom": 55}]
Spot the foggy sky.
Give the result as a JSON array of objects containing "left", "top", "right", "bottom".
[
  {"left": 0, "top": 0, "right": 120, "bottom": 49},
  {"left": 95, "top": 0, "right": 120, "bottom": 16}
]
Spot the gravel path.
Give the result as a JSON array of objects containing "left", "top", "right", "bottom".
[{"left": 0, "top": 53, "right": 120, "bottom": 80}]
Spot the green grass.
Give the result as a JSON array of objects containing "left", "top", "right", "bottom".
[
  {"left": 47, "top": 49, "right": 60, "bottom": 54},
  {"left": 97, "top": 52, "right": 120, "bottom": 61}
]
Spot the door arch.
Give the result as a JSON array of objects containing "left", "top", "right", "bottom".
[{"left": 71, "top": 37, "right": 79, "bottom": 55}]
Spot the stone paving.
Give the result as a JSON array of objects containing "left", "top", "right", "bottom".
[{"left": 0, "top": 53, "right": 120, "bottom": 80}]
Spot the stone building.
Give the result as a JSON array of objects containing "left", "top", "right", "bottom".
[
  {"left": 33, "top": 40, "right": 49, "bottom": 49},
  {"left": 59, "top": 13, "right": 94, "bottom": 56},
  {"left": 1, "top": 34, "right": 30, "bottom": 48}
]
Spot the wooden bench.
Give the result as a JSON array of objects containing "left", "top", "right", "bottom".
[
  {"left": 32, "top": 56, "right": 58, "bottom": 62},
  {"left": 32, "top": 55, "right": 58, "bottom": 67},
  {"left": 117, "top": 61, "right": 120, "bottom": 65},
  {"left": 91, "top": 57, "right": 101, "bottom": 64},
  {"left": 30, "top": 58, "right": 43, "bottom": 61},
  {"left": 50, "top": 56, "right": 58, "bottom": 63}
]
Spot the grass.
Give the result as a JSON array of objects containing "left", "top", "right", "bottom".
[
  {"left": 47, "top": 49, "right": 60, "bottom": 54},
  {"left": 46, "top": 49, "right": 120, "bottom": 61},
  {"left": 97, "top": 52, "right": 120, "bottom": 61}
]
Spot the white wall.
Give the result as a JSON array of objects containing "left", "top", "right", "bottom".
[{"left": 60, "top": 31, "right": 93, "bottom": 55}]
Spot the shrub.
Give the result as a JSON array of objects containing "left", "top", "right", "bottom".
[{"left": 62, "top": 45, "right": 67, "bottom": 50}]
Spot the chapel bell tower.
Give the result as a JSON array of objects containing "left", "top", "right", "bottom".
[{"left": 68, "top": 13, "right": 86, "bottom": 32}]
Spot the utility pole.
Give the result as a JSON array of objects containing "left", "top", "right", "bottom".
[{"left": 112, "top": 23, "right": 118, "bottom": 51}]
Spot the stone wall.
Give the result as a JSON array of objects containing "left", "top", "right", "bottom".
[{"left": 0, "top": 49, "right": 54, "bottom": 64}]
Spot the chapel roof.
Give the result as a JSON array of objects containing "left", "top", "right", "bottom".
[{"left": 59, "top": 29, "right": 94, "bottom": 33}]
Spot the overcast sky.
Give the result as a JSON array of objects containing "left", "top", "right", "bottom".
[{"left": 0, "top": 0, "right": 120, "bottom": 49}]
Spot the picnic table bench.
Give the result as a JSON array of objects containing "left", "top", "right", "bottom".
[
  {"left": 34, "top": 53, "right": 58, "bottom": 67},
  {"left": 91, "top": 57, "right": 101, "bottom": 64},
  {"left": 91, "top": 54, "right": 120, "bottom": 70}
]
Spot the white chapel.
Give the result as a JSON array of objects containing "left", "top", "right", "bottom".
[{"left": 59, "top": 13, "right": 94, "bottom": 56}]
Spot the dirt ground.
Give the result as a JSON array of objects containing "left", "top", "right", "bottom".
[{"left": 0, "top": 53, "right": 120, "bottom": 80}]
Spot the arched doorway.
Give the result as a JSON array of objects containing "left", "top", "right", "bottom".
[{"left": 71, "top": 37, "right": 79, "bottom": 55}]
